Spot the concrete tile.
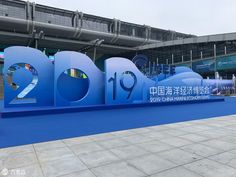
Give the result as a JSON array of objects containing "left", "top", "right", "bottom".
[
  {"left": 224, "top": 124, "right": 236, "bottom": 130},
  {"left": 180, "top": 143, "right": 221, "bottom": 157},
  {"left": 150, "top": 166, "right": 202, "bottom": 177},
  {"left": 227, "top": 158, "right": 236, "bottom": 169},
  {"left": 200, "top": 139, "right": 236, "bottom": 151},
  {"left": 137, "top": 140, "right": 174, "bottom": 153},
  {"left": 111, "top": 130, "right": 136, "bottom": 137},
  {"left": 175, "top": 121, "right": 195, "bottom": 126},
  {"left": 41, "top": 156, "right": 87, "bottom": 177},
  {"left": 91, "top": 161, "right": 145, "bottom": 177},
  {"left": 226, "top": 118, "right": 236, "bottom": 123},
  {"left": 0, "top": 145, "right": 34, "bottom": 159},
  {"left": 63, "top": 136, "right": 92, "bottom": 146},
  {"left": 142, "top": 131, "right": 173, "bottom": 140},
  {"left": 121, "top": 134, "right": 153, "bottom": 144},
  {"left": 34, "top": 140, "right": 65, "bottom": 151},
  {"left": 188, "top": 119, "right": 209, "bottom": 124},
  {"left": 97, "top": 138, "right": 130, "bottom": 149},
  {"left": 88, "top": 133, "right": 117, "bottom": 141},
  {"left": 196, "top": 129, "right": 228, "bottom": 139},
  {"left": 220, "top": 128, "right": 236, "bottom": 135},
  {"left": 159, "top": 137, "right": 193, "bottom": 147},
  {"left": 157, "top": 149, "right": 202, "bottom": 165},
  {"left": 69, "top": 142, "right": 104, "bottom": 155},
  {"left": 129, "top": 127, "right": 151, "bottom": 134},
  {"left": 3, "top": 113, "right": 236, "bottom": 177},
  {"left": 167, "top": 121, "right": 194, "bottom": 127},
  {"left": 211, "top": 120, "right": 235, "bottom": 126},
  {"left": 58, "top": 170, "right": 96, "bottom": 177},
  {"left": 218, "top": 149, "right": 236, "bottom": 169},
  {"left": 209, "top": 151, "right": 236, "bottom": 164},
  {"left": 184, "top": 159, "right": 236, "bottom": 177},
  {"left": 163, "top": 123, "right": 186, "bottom": 128},
  {"left": 6, "top": 164, "right": 44, "bottom": 177},
  {"left": 0, "top": 152, "right": 38, "bottom": 169},
  {"left": 110, "top": 145, "right": 149, "bottom": 160},
  {"left": 36, "top": 147, "right": 74, "bottom": 163},
  {"left": 147, "top": 125, "right": 170, "bottom": 131},
  {"left": 179, "top": 133, "right": 209, "bottom": 142},
  {"left": 127, "top": 154, "right": 177, "bottom": 175},
  {"left": 191, "top": 125, "right": 214, "bottom": 131},
  {"left": 181, "top": 125, "right": 209, "bottom": 133},
  {"left": 161, "top": 129, "right": 188, "bottom": 136},
  {"left": 78, "top": 150, "right": 120, "bottom": 168},
  {"left": 228, "top": 149, "right": 236, "bottom": 154},
  {"left": 209, "top": 122, "right": 234, "bottom": 128},
  {"left": 218, "top": 136, "right": 236, "bottom": 144},
  {"left": 0, "top": 162, "right": 4, "bottom": 172}
]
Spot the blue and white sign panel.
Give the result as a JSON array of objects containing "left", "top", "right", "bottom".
[
  {"left": 149, "top": 86, "right": 211, "bottom": 103},
  {"left": 3, "top": 46, "right": 231, "bottom": 109}
]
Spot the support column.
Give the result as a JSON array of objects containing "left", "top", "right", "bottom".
[
  {"left": 171, "top": 54, "right": 174, "bottom": 64},
  {"left": 93, "top": 47, "right": 97, "bottom": 63},
  {"left": 214, "top": 44, "right": 216, "bottom": 58},
  {"left": 152, "top": 62, "right": 155, "bottom": 74},
  {"left": 149, "top": 61, "right": 151, "bottom": 75},
  {"left": 35, "top": 39, "right": 38, "bottom": 49},
  {"left": 214, "top": 44, "right": 217, "bottom": 73},
  {"left": 190, "top": 50, "right": 193, "bottom": 69}
]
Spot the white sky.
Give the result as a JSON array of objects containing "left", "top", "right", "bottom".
[{"left": 32, "top": 0, "right": 236, "bottom": 36}]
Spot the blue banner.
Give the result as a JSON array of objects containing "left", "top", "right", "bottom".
[
  {"left": 192, "top": 59, "right": 215, "bottom": 73},
  {"left": 217, "top": 55, "right": 236, "bottom": 70},
  {"left": 175, "top": 62, "right": 191, "bottom": 68}
]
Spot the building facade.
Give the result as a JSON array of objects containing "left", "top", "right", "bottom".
[{"left": 0, "top": 0, "right": 236, "bottom": 99}]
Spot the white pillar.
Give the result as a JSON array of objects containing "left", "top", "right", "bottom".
[
  {"left": 93, "top": 47, "right": 97, "bottom": 63},
  {"left": 149, "top": 61, "right": 151, "bottom": 75},
  {"left": 214, "top": 44, "right": 216, "bottom": 58},
  {"left": 190, "top": 50, "right": 193, "bottom": 68},
  {"left": 214, "top": 44, "right": 217, "bottom": 73}
]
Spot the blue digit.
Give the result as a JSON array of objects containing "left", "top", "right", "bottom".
[
  {"left": 120, "top": 71, "right": 137, "bottom": 99},
  {"left": 108, "top": 72, "right": 117, "bottom": 100},
  {"left": 3, "top": 47, "right": 54, "bottom": 107},
  {"left": 6, "top": 64, "right": 38, "bottom": 104}
]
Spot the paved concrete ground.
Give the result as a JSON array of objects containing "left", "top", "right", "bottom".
[{"left": 2, "top": 115, "right": 236, "bottom": 177}]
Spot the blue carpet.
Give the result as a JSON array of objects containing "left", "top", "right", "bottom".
[{"left": 0, "top": 97, "right": 236, "bottom": 148}]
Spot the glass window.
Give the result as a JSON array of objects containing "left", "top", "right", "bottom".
[
  {"left": 35, "top": 9, "right": 72, "bottom": 27},
  {"left": 82, "top": 19, "right": 109, "bottom": 33},
  {"left": 0, "top": 4, "right": 26, "bottom": 19}
]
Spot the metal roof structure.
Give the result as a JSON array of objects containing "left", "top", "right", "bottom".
[
  {"left": 138, "top": 33, "right": 236, "bottom": 50},
  {"left": 0, "top": 0, "right": 235, "bottom": 65},
  {"left": 0, "top": 0, "right": 194, "bottom": 56},
  {"left": 134, "top": 34, "right": 236, "bottom": 65}
]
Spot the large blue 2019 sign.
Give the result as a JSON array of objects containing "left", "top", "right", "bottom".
[{"left": 3, "top": 46, "right": 214, "bottom": 108}]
